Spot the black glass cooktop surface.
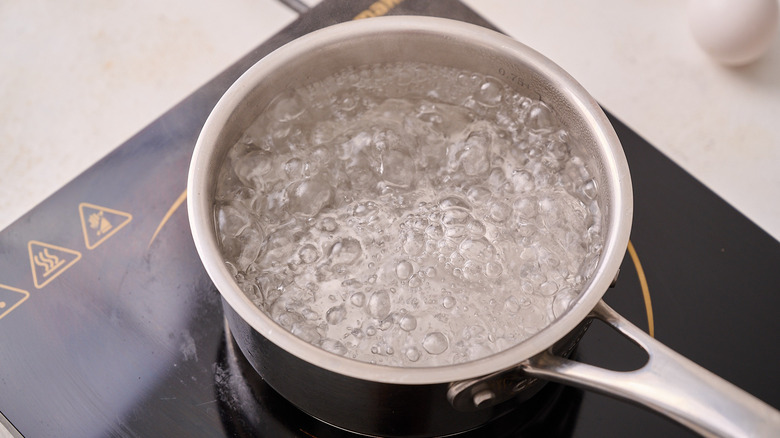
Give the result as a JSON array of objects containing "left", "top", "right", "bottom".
[{"left": 1, "top": 1, "right": 778, "bottom": 437}]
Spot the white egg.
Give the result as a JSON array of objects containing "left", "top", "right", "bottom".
[{"left": 688, "top": 0, "right": 779, "bottom": 66}]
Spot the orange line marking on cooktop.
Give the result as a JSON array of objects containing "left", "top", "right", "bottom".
[
  {"left": 148, "top": 189, "right": 187, "bottom": 249},
  {"left": 628, "top": 240, "right": 654, "bottom": 338}
]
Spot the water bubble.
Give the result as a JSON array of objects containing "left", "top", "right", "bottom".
[
  {"left": 425, "top": 224, "right": 445, "bottom": 239},
  {"left": 286, "top": 179, "right": 333, "bottom": 217},
  {"left": 350, "top": 292, "right": 366, "bottom": 307},
  {"left": 319, "top": 217, "right": 338, "bottom": 232},
  {"left": 409, "top": 217, "right": 429, "bottom": 232},
  {"left": 488, "top": 167, "right": 507, "bottom": 189},
  {"left": 423, "top": 332, "right": 449, "bottom": 355},
  {"left": 231, "top": 228, "right": 264, "bottom": 271},
  {"left": 539, "top": 249, "right": 560, "bottom": 269},
  {"left": 271, "top": 91, "right": 305, "bottom": 122},
  {"left": 510, "top": 169, "right": 535, "bottom": 193},
  {"left": 402, "top": 233, "right": 425, "bottom": 256},
  {"left": 466, "top": 219, "right": 486, "bottom": 236},
  {"left": 302, "top": 308, "right": 319, "bottom": 320},
  {"left": 546, "top": 137, "right": 570, "bottom": 163},
  {"left": 519, "top": 281, "right": 535, "bottom": 296},
  {"left": 396, "top": 260, "right": 414, "bottom": 280},
  {"left": 444, "top": 225, "right": 468, "bottom": 239},
  {"left": 298, "top": 244, "right": 320, "bottom": 264},
  {"left": 442, "top": 209, "right": 470, "bottom": 226},
  {"left": 485, "top": 262, "right": 503, "bottom": 279},
  {"left": 460, "top": 131, "right": 491, "bottom": 176},
  {"left": 368, "top": 290, "right": 392, "bottom": 319},
  {"left": 352, "top": 201, "right": 375, "bottom": 217},
  {"left": 463, "top": 260, "right": 483, "bottom": 281},
  {"left": 442, "top": 295, "right": 456, "bottom": 309},
  {"left": 291, "top": 322, "right": 321, "bottom": 343},
  {"left": 408, "top": 274, "right": 423, "bottom": 288},
  {"left": 273, "top": 308, "right": 299, "bottom": 329},
  {"left": 399, "top": 314, "right": 417, "bottom": 331},
  {"left": 504, "top": 297, "right": 521, "bottom": 314},
  {"left": 520, "top": 305, "right": 548, "bottom": 334},
  {"left": 517, "top": 222, "right": 537, "bottom": 238},
  {"left": 319, "top": 339, "right": 348, "bottom": 356},
  {"left": 488, "top": 201, "right": 511, "bottom": 223},
  {"left": 459, "top": 238, "right": 496, "bottom": 264},
  {"left": 513, "top": 197, "right": 538, "bottom": 219},
  {"left": 581, "top": 179, "right": 597, "bottom": 200},
  {"left": 216, "top": 204, "right": 251, "bottom": 238},
  {"left": 378, "top": 316, "right": 393, "bottom": 331},
  {"left": 525, "top": 102, "right": 556, "bottom": 131},
  {"left": 533, "top": 165, "right": 556, "bottom": 189},
  {"left": 346, "top": 156, "right": 378, "bottom": 190},
  {"left": 449, "top": 251, "right": 466, "bottom": 267},
  {"left": 466, "top": 186, "right": 492, "bottom": 205},
  {"left": 529, "top": 273, "right": 547, "bottom": 287},
  {"left": 326, "top": 305, "right": 347, "bottom": 325},
  {"left": 342, "top": 278, "right": 363, "bottom": 288},
  {"left": 539, "top": 281, "right": 559, "bottom": 296},
  {"left": 475, "top": 78, "right": 503, "bottom": 106},
  {"left": 552, "top": 288, "right": 577, "bottom": 318},
  {"left": 328, "top": 238, "right": 363, "bottom": 266},
  {"left": 405, "top": 347, "right": 421, "bottom": 362},
  {"left": 439, "top": 196, "right": 471, "bottom": 210},
  {"left": 284, "top": 158, "right": 303, "bottom": 180},
  {"left": 381, "top": 149, "right": 416, "bottom": 187},
  {"left": 340, "top": 95, "right": 358, "bottom": 111}
]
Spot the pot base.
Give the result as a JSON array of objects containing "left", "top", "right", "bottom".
[{"left": 218, "top": 318, "right": 584, "bottom": 437}]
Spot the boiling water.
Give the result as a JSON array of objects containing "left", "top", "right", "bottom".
[{"left": 214, "top": 62, "right": 603, "bottom": 367}]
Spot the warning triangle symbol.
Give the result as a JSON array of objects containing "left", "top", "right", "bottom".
[
  {"left": 0, "top": 284, "right": 30, "bottom": 321},
  {"left": 79, "top": 203, "right": 133, "bottom": 250},
  {"left": 28, "top": 241, "right": 82, "bottom": 289}
]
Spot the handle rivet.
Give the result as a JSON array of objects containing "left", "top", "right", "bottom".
[{"left": 472, "top": 389, "right": 495, "bottom": 408}]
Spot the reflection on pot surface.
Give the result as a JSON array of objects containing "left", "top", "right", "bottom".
[{"left": 216, "top": 322, "right": 584, "bottom": 438}]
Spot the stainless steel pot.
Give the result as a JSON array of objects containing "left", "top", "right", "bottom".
[{"left": 188, "top": 16, "right": 780, "bottom": 437}]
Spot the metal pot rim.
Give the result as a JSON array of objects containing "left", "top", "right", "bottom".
[{"left": 187, "top": 16, "right": 633, "bottom": 385}]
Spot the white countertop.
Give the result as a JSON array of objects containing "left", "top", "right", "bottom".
[{"left": 2, "top": 0, "right": 778, "bottom": 242}]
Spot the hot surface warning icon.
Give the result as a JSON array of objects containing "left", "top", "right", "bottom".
[
  {"left": 79, "top": 203, "right": 133, "bottom": 250},
  {"left": 0, "top": 284, "right": 30, "bottom": 321},
  {"left": 28, "top": 241, "right": 82, "bottom": 289}
]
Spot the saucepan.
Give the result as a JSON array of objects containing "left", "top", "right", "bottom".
[{"left": 187, "top": 16, "right": 780, "bottom": 437}]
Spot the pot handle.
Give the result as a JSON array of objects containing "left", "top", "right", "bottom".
[{"left": 522, "top": 300, "right": 780, "bottom": 438}]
